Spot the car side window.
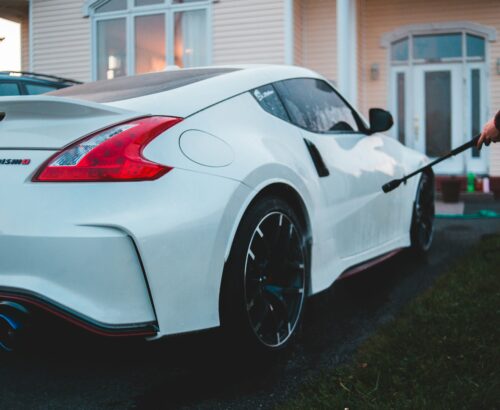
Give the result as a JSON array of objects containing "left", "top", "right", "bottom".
[
  {"left": 274, "top": 78, "right": 359, "bottom": 133},
  {"left": 0, "top": 82, "right": 21, "bottom": 96},
  {"left": 24, "top": 83, "right": 59, "bottom": 95},
  {"left": 251, "top": 84, "right": 290, "bottom": 122}
]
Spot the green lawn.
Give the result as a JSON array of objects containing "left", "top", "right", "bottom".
[{"left": 282, "top": 235, "right": 500, "bottom": 409}]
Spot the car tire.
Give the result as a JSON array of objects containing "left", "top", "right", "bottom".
[
  {"left": 410, "top": 171, "right": 435, "bottom": 253},
  {"left": 220, "top": 196, "right": 308, "bottom": 356}
]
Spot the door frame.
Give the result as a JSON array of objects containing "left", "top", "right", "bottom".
[
  {"left": 464, "top": 62, "right": 488, "bottom": 174},
  {"left": 386, "top": 25, "right": 492, "bottom": 175}
]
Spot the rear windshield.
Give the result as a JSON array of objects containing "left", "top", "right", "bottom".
[{"left": 49, "top": 68, "right": 240, "bottom": 103}]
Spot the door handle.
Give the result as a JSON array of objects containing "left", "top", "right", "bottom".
[{"left": 413, "top": 117, "right": 419, "bottom": 143}]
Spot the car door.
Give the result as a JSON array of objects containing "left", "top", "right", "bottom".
[{"left": 274, "top": 78, "right": 405, "bottom": 258}]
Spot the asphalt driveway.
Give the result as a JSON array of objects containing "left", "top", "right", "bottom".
[{"left": 1, "top": 217, "right": 499, "bottom": 410}]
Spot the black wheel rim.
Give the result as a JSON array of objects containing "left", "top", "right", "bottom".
[
  {"left": 415, "top": 174, "right": 435, "bottom": 250},
  {"left": 244, "top": 212, "right": 306, "bottom": 348}
]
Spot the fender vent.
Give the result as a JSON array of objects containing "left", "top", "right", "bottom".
[{"left": 304, "top": 139, "right": 329, "bottom": 177}]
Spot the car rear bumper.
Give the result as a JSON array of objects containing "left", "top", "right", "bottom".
[
  {"left": 1, "top": 155, "right": 251, "bottom": 337},
  {"left": 0, "top": 225, "right": 158, "bottom": 330}
]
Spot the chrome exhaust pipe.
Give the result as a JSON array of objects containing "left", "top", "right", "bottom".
[{"left": 0, "top": 301, "right": 30, "bottom": 352}]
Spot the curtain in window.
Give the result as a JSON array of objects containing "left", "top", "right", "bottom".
[{"left": 174, "top": 9, "right": 206, "bottom": 68}]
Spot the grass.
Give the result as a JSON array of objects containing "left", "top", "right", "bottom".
[{"left": 282, "top": 235, "right": 500, "bottom": 409}]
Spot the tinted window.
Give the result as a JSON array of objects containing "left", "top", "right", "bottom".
[
  {"left": 25, "top": 83, "right": 59, "bottom": 95},
  {"left": 252, "top": 84, "right": 290, "bottom": 122},
  {"left": 0, "top": 82, "right": 21, "bottom": 96},
  {"left": 274, "top": 78, "right": 359, "bottom": 133}
]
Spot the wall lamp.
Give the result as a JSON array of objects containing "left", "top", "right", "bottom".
[{"left": 370, "top": 63, "right": 380, "bottom": 81}]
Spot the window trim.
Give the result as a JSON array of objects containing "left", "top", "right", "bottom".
[
  {"left": 271, "top": 77, "right": 369, "bottom": 136},
  {"left": 390, "top": 31, "right": 488, "bottom": 65},
  {"left": 88, "top": 0, "right": 213, "bottom": 80}
]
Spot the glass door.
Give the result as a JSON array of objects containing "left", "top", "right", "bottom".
[
  {"left": 465, "top": 63, "right": 488, "bottom": 174},
  {"left": 413, "top": 64, "right": 464, "bottom": 174}
]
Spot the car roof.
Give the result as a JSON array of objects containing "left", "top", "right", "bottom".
[
  {"left": 0, "top": 71, "right": 81, "bottom": 87},
  {"left": 48, "top": 65, "right": 322, "bottom": 118},
  {"left": 49, "top": 67, "right": 242, "bottom": 102}
]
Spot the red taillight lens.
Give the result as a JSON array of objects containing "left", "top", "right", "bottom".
[{"left": 33, "top": 116, "right": 182, "bottom": 182}]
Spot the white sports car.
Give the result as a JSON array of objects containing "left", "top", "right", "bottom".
[{"left": 0, "top": 65, "right": 434, "bottom": 353}]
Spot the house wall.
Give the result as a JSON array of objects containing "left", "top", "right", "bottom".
[
  {"left": 293, "top": 0, "right": 303, "bottom": 65},
  {"left": 31, "top": 0, "right": 91, "bottom": 82},
  {"left": 301, "top": 0, "right": 337, "bottom": 83},
  {"left": 212, "top": 0, "right": 286, "bottom": 65},
  {"left": 359, "top": 0, "right": 500, "bottom": 175},
  {"left": 20, "top": 16, "right": 29, "bottom": 71}
]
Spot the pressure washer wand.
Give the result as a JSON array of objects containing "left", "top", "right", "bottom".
[{"left": 382, "top": 134, "right": 483, "bottom": 193}]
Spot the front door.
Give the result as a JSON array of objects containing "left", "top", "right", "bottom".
[
  {"left": 389, "top": 32, "right": 489, "bottom": 175},
  {"left": 413, "top": 64, "right": 463, "bottom": 174}
]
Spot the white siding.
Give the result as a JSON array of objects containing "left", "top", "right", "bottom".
[
  {"left": 212, "top": 0, "right": 286, "bottom": 65},
  {"left": 32, "top": 0, "right": 91, "bottom": 82}
]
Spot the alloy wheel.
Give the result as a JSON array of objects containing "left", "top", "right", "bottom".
[{"left": 243, "top": 211, "right": 306, "bottom": 348}]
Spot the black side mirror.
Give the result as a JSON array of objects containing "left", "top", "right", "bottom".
[{"left": 368, "top": 108, "right": 393, "bottom": 134}]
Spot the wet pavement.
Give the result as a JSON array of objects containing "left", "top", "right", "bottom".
[{"left": 1, "top": 216, "right": 499, "bottom": 410}]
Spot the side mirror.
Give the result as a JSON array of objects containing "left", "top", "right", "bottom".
[{"left": 368, "top": 108, "right": 393, "bottom": 134}]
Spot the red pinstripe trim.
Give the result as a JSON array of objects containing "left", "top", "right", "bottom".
[
  {"left": 337, "top": 248, "right": 403, "bottom": 281},
  {"left": 0, "top": 292, "right": 157, "bottom": 337}
]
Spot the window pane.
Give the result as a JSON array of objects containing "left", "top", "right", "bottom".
[
  {"left": 172, "top": 0, "right": 204, "bottom": 3},
  {"left": 467, "top": 34, "right": 485, "bottom": 59},
  {"left": 414, "top": 34, "right": 462, "bottom": 61},
  {"left": 174, "top": 9, "right": 207, "bottom": 68},
  {"left": 275, "top": 79, "right": 359, "bottom": 133},
  {"left": 95, "top": 0, "right": 127, "bottom": 13},
  {"left": 471, "top": 69, "right": 481, "bottom": 157},
  {"left": 135, "top": 14, "right": 166, "bottom": 74},
  {"left": 396, "top": 72, "right": 405, "bottom": 144},
  {"left": 425, "top": 71, "right": 451, "bottom": 157},
  {"left": 135, "top": 0, "right": 164, "bottom": 6},
  {"left": 0, "top": 82, "right": 20, "bottom": 96},
  {"left": 25, "top": 83, "right": 58, "bottom": 95},
  {"left": 252, "top": 85, "right": 290, "bottom": 122},
  {"left": 97, "top": 18, "right": 127, "bottom": 80},
  {"left": 391, "top": 38, "right": 408, "bottom": 62}
]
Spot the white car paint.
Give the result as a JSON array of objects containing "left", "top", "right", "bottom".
[{"left": 0, "top": 65, "right": 427, "bottom": 339}]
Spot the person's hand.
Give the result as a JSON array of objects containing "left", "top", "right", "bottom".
[{"left": 477, "top": 116, "right": 500, "bottom": 149}]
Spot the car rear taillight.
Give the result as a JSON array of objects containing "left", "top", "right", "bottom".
[{"left": 32, "top": 116, "right": 182, "bottom": 182}]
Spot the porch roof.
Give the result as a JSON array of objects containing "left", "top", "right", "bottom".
[{"left": 0, "top": 0, "right": 28, "bottom": 23}]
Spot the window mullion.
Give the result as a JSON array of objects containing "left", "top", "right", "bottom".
[
  {"left": 127, "top": 14, "right": 135, "bottom": 76},
  {"left": 166, "top": 10, "right": 175, "bottom": 66}
]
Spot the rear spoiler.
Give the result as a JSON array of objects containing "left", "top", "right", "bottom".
[
  {"left": 0, "top": 96, "right": 136, "bottom": 121},
  {"left": 0, "top": 96, "right": 144, "bottom": 150}
]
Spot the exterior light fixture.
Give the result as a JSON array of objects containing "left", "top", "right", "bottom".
[{"left": 370, "top": 63, "right": 379, "bottom": 81}]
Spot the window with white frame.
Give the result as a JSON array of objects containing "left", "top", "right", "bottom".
[{"left": 90, "top": 0, "right": 211, "bottom": 80}]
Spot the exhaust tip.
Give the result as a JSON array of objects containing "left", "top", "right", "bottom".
[{"left": 0, "top": 301, "right": 30, "bottom": 353}]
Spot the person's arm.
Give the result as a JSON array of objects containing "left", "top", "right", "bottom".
[{"left": 477, "top": 110, "right": 500, "bottom": 149}]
